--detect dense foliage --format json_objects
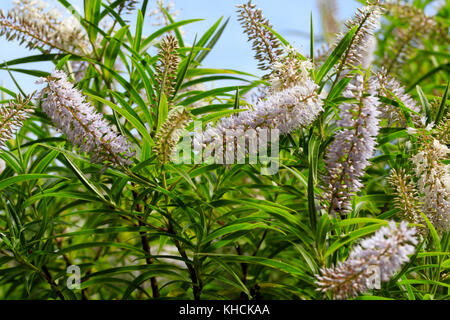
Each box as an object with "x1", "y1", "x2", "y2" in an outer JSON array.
[{"x1": 0, "y1": 0, "x2": 448, "y2": 300}]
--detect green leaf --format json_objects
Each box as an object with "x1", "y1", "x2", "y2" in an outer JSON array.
[
  {"x1": 61, "y1": 154, "x2": 108, "y2": 203},
  {"x1": 308, "y1": 136, "x2": 321, "y2": 232},
  {"x1": 419, "y1": 212, "x2": 441, "y2": 252},
  {"x1": 397, "y1": 279, "x2": 450, "y2": 289},
  {"x1": 416, "y1": 85, "x2": 432, "y2": 125},
  {"x1": 56, "y1": 54, "x2": 73, "y2": 70},
  {"x1": 407, "y1": 62, "x2": 450, "y2": 92},
  {"x1": 84, "y1": 0, "x2": 102, "y2": 42},
  {"x1": 209, "y1": 257, "x2": 252, "y2": 298},
  {"x1": 316, "y1": 26, "x2": 357, "y2": 84},
  {"x1": 196, "y1": 18, "x2": 230, "y2": 63},
  {"x1": 435, "y1": 80, "x2": 449, "y2": 124},
  {"x1": 179, "y1": 86, "x2": 239, "y2": 106},
  {"x1": 315, "y1": 213, "x2": 331, "y2": 255},
  {"x1": 325, "y1": 223, "x2": 387, "y2": 258},
  {"x1": 205, "y1": 254, "x2": 315, "y2": 284},
  {"x1": 157, "y1": 93, "x2": 169, "y2": 132},
  {"x1": 104, "y1": 26, "x2": 129, "y2": 81},
  {"x1": 173, "y1": 36, "x2": 198, "y2": 97},
  {"x1": 86, "y1": 93, "x2": 154, "y2": 147},
  {"x1": 141, "y1": 19, "x2": 203, "y2": 52},
  {"x1": 0, "y1": 174, "x2": 67, "y2": 192},
  {"x1": 0, "y1": 54, "x2": 73, "y2": 68},
  {"x1": 133, "y1": 10, "x2": 144, "y2": 53}
]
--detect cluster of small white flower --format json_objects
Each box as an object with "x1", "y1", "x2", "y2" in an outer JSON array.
[
  {"x1": 269, "y1": 45, "x2": 315, "y2": 91},
  {"x1": 332, "y1": 1, "x2": 383, "y2": 70},
  {"x1": 323, "y1": 74, "x2": 381, "y2": 215},
  {"x1": 316, "y1": 221, "x2": 418, "y2": 300},
  {"x1": 237, "y1": 0, "x2": 284, "y2": 72},
  {"x1": 7, "y1": 0, "x2": 91, "y2": 54},
  {"x1": 411, "y1": 138, "x2": 450, "y2": 232},
  {"x1": 377, "y1": 69, "x2": 421, "y2": 125},
  {"x1": 0, "y1": 94, "x2": 34, "y2": 149},
  {"x1": 194, "y1": 77, "x2": 323, "y2": 155},
  {"x1": 148, "y1": 0, "x2": 180, "y2": 27},
  {"x1": 36, "y1": 70, "x2": 133, "y2": 167}
]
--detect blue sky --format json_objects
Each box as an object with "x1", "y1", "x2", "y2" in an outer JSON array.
[{"x1": 0, "y1": 0, "x2": 360, "y2": 94}]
